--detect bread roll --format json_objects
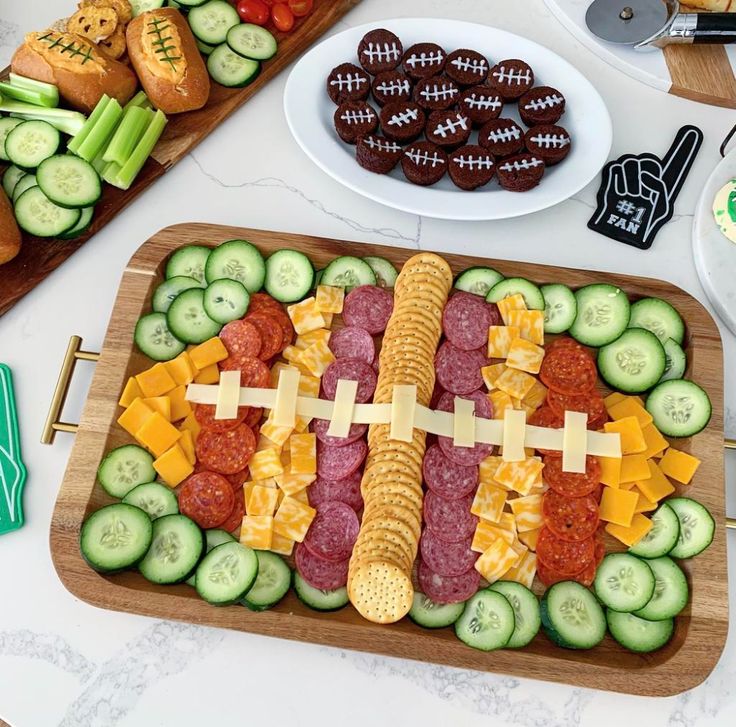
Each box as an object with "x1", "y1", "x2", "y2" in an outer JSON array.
[
  {"x1": 684, "y1": 1, "x2": 734, "y2": 9},
  {"x1": 0, "y1": 189, "x2": 22, "y2": 266},
  {"x1": 126, "y1": 8, "x2": 210, "y2": 114},
  {"x1": 10, "y1": 30, "x2": 137, "y2": 113}
]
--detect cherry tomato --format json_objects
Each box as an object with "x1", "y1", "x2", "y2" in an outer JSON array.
[
  {"x1": 288, "y1": 0, "x2": 313, "y2": 16},
  {"x1": 271, "y1": 3, "x2": 295, "y2": 31},
  {"x1": 237, "y1": 0, "x2": 270, "y2": 25}
]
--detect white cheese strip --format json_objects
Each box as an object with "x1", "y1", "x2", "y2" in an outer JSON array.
[
  {"x1": 524, "y1": 424, "x2": 564, "y2": 451},
  {"x1": 327, "y1": 379, "x2": 358, "y2": 438},
  {"x1": 453, "y1": 396, "x2": 476, "y2": 448},
  {"x1": 415, "y1": 405, "x2": 454, "y2": 437},
  {"x1": 475, "y1": 417, "x2": 506, "y2": 446},
  {"x1": 390, "y1": 384, "x2": 417, "y2": 443},
  {"x1": 562, "y1": 410, "x2": 588, "y2": 473},
  {"x1": 353, "y1": 402, "x2": 392, "y2": 424},
  {"x1": 187, "y1": 384, "x2": 276, "y2": 408},
  {"x1": 587, "y1": 430, "x2": 622, "y2": 458},
  {"x1": 272, "y1": 366, "x2": 301, "y2": 428},
  {"x1": 502, "y1": 408, "x2": 527, "y2": 462},
  {"x1": 214, "y1": 370, "x2": 242, "y2": 420}
]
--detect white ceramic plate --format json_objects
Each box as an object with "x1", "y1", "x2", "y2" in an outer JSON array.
[{"x1": 284, "y1": 18, "x2": 613, "y2": 221}]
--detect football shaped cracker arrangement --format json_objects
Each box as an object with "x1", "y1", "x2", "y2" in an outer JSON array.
[{"x1": 326, "y1": 28, "x2": 572, "y2": 193}]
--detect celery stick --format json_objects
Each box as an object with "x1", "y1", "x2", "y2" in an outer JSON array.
[
  {"x1": 91, "y1": 149, "x2": 108, "y2": 176},
  {"x1": 102, "y1": 106, "x2": 152, "y2": 167},
  {"x1": 68, "y1": 95, "x2": 110, "y2": 154},
  {"x1": 102, "y1": 161, "x2": 122, "y2": 187},
  {"x1": 123, "y1": 91, "x2": 152, "y2": 112},
  {"x1": 0, "y1": 81, "x2": 57, "y2": 108},
  {"x1": 5, "y1": 106, "x2": 86, "y2": 136},
  {"x1": 110, "y1": 110, "x2": 168, "y2": 190},
  {"x1": 8, "y1": 73, "x2": 59, "y2": 107},
  {"x1": 76, "y1": 99, "x2": 122, "y2": 163}
]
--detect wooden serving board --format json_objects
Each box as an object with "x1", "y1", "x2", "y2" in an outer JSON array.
[
  {"x1": 0, "y1": 0, "x2": 361, "y2": 318},
  {"x1": 50, "y1": 223, "x2": 728, "y2": 697}
]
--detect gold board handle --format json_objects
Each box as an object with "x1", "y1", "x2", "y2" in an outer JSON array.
[{"x1": 41, "y1": 335, "x2": 99, "y2": 445}]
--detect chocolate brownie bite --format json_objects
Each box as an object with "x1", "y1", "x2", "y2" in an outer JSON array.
[
  {"x1": 402, "y1": 43, "x2": 447, "y2": 80},
  {"x1": 425, "y1": 109, "x2": 471, "y2": 149},
  {"x1": 327, "y1": 63, "x2": 371, "y2": 104},
  {"x1": 457, "y1": 85, "x2": 503, "y2": 126},
  {"x1": 358, "y1": 28, "x2": 404, "y2": 74},
  {"x1": 445, "y1": 49, "x2": 490, "y2": 87},
  {"x1": 478, "y1": 118, "x2": 524, "y2": 157},
  {"x1": 401, "y1": 141, "x2": 448, "y2": 186},
  {"x1": 497, "y1": 153, "x2": 545, "y2": 192},
  {"x1": 488, "y1": 59, "x2": 534, "y2": 100},
  {"x1": 413, "y1": 76, "x2": 460, "y2": 111},
  {"x1": 372, "y1": 70, "x2": 413, "y2": 106},
  {"x1": 334, "y1": 101, "x2": 379, "y2": 144},
  {"x1": 356, "y1": 134, "x2": 403, "y2": 174},
  {"x1": 519, "y1": 86, "x2": 566, "y2": 126},
  {"x1": 380, "y1": 100, "x2": 425, "y2": 143},
  {"x1": 524, "y1": 125, "x2": 571, "y2": 166},
  {"x1": 448, "y1": 145, "x2": 496, "y2": 190}
]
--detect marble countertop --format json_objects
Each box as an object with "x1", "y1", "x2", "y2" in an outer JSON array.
[{"x1": 1, "y1": 1, "x2": 735, "y2": 725}]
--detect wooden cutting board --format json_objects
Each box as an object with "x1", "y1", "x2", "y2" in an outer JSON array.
[
  {"x1": 50, "y1": 222, "x2": 728, "y2": 697},
  {"x1": 0, "y1": 0, "x2": 361, "y2": 318}
]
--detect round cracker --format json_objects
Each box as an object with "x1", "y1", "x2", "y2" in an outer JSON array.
[{"x1": 348, "y1": 560, "x2": 414, "y2": 624}]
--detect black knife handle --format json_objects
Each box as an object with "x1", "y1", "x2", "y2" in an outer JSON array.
[{"x1": 693, "y1": 13, "x2": 736, "y2": 44}]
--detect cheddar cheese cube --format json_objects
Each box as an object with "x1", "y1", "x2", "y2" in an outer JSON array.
[
  {"x1": 315, "y1": 284, "x2": 345, "y2": 314},
  {"x1": 509, "y1": 493, "x2": 544, "y2": 532},
  {"x1": 496, "y1": 511, "x2": 518, "y2": 533},
  {"x1": 257, "y1": 433, "x2": 282, "y2": 453},
  {"x1": 291, "y1": 487, "x2": 310, "y2": 505},
  {"x1": 243, "y1": 478, "x2": 276, "y2": 511},
  {"x1": 659, "y1": 448, "x2": 701, "y2": 484},
  {"x1": 282, "y1": 345, "x2": 304, "y2": 365},
  {"x1": 153, "y1": 444, "x2": 193, "y2": 487},
  {"x1": 607, "y1": 396, "x2": 653, "y2": 428},
  {"x1": 497, "y1": 293, "x2": 527, "y2": 325},
  {"x1": 471, "y1": 481, "x2": 507, "y2": 522},
  {"x1": 598, "y1": 455, "x2": 622, "y2": 488},
  {"x1": 287, "y1": 297, "x2": 325, "y2": 335},
  {"x1": 136, "y1": 412, "x2": 182, "y2": 457},
  {"x1": 475, "y1": 539, "x2": 521, "y2": 584},
  {"x1": 298, "y1": 339, "x2": 335, "y2": 377},
  {"x1": 288, "y1": 433, "x2": 316, "y2": 475},
  {"x1": 179, "y1": 429, "x2": 196, "y2": 465},
  {"x1": 194, "y1": 364, "x2": 220, "y2": 385},
  {"x1": 275, "y1": 470, "x2": 316, "y2": 496},
  {"x1": 481, "y1": 363, "x2": 507, "y2": 391},
  {"x1": 636, "y1": 460, "x2": 675, "y2": 502},
  {"x1": 479, "y1": 455, "x2": 504, "y2": 487},
  {"x1": 136, "y1": 363, "x2": 176, "y2": 398},
  {"x1": 119, "y1": 377, "x2": 143, "y2": 408},
  {"x1": 471, "y1": 520, "x2": 514, "y2": 553},
  {"x1": 294, "y1": 415, "x2": 311, "y2": 433},
  {"x1": 517, "y1": 526, "x2": 541, "y2": 551},
  {"x1": 322, "y1": 313, "x2": 334, "y2": 328},
  {"x1": 505, "y1": 338, "x2": 545, "y2": 375},
  {"x1": 270, "y1": 532, "x2": 295, "y2": 556},
  {"x1": 522, "y1": 379, "x2": 548, "y2": 410},
  {"x1": 489, "y1": 390, "x2": 515, "y2": 419},
  {"x1": 295, "y1": 328, "x2": 331, "y2": 350},
  {"x1": 605, "y1": 513, "x2": 652, "y2": 547},
  {"x1": 167, "y1": 385, "x2": 192, "y2": 422},
  {"x1": 494, "y1": 457, "x2": 544, "y2": 496},
  {"x1": 143, "y1": 396, "x2": 171, "y2": 421},
  {"x1": 633, "y1": 489, "x2": 658, "y2": 513},
  {"x1": 506, "y1": 309, "x2": 544, "y2": 345},
  {"x1": 164, "y1": 352, "x2": 197, "y2": 387},
  {"x1": 179, "y1": 411, "x2": 201, "y2": 440},
  {"x1": 117, "y1": 398, "x2": 154, "y2": 437},
  {"x1": 620, "y1": 454, "x2": 650, "y2": 484},
  {"x1": 247, "y1": 484, "x2": 280, "y2": 517},
  {"x1": 599, "y1": 486, "x2": 638, "y2": 527},
  {"x1": 504, "y1": 550, "x2": 537, "y2": 589},
  {"x1": 189, "y1": 337, "x2": 228, "y2": 370},
  {"x1": 641, "y1": 423, "x2": 669, "y2": 460},
  {"x1": 249, "y1": 448, "x2": 284, "y2": 480},
  {"x1": 298, "y1": 373, "x2": 320, "y2": 398},
  {"x1": 604, "y1": 416, "x2": 646, "y2": 455},
  {"x1": 605, "y1": 392, "x2": 643, "y2": 409},
  {"x1": 494, "y1": 367, "x2": 535, "y2": 405},
  {"x1": 260, "y1": 417, "x2": 294, "y2": 447},
  {"x1": 487, "y1": 326, "x2": 519, "y2": 358},
  {"x1": 273, "y1": 496, "x2": 316, "y2": 542},
  {"x1": 240, "y1": 515, "x2": 274, "y2": 550}
]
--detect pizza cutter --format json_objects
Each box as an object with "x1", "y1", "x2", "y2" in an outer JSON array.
[{"x1": 586, "y1": 0, "x2": 736, "y2": 50}]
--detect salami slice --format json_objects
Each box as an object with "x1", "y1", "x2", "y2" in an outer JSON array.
[
  {"x1": 328, "y1": 326, "x2": 375, "y2": 364},
  {"x1": 423, "y1": 490, "x2": 478, "y2": 542},
  {"x1": 342, "y1": 285, "x2": 394, "y2": 334},
  {"x1": 243, "y1": 312, "x2": 283, "y2": 360},
  {"x1": 308, "y1": 470, "x2": 364, "y2": 512},
  {"x1": 536, "y1": 526, "x2": 595, "y2": 577},
  {"x1": 547, "y1": 390, "x2": 608, "y2": 429},
  {"x1": 435, "y1": 341, "x2": 484, "y2": 395},
  {"x1": 295, "y1": 542, "x2": 350, "y2": 590},
  {"x1": 219, "y1": 319, "x2": 262, "y2": 359},
  {"x1": 219, "y1": 354, "x2": 270, "y2": 389},
  {"x1": 418, "y1": 559, "x2": 480, "y2": 604},
  {"x1": 542, "y1": 490, "x2": 599, "y2": 542},
  {"x1": 419, "y1": 528, "x2": 478, "y2": 577},
  {"x1": 178, "y1": 472, "x2": 235, "y2": 529},
  {"x1": 543, "y1": 454, "x2": 601, "y2": 498},
  {"x1": 219, "y1": 487, "x2": 245, "y2": 533},
  {"x1": 317, "y1": 439, "x2": 367, "y2": 480},
  {"x1": 312, "y1": 418, "x2": 368, "y2": 447},
  {"x1": 321, "y1": 359, "x2": 377, "y2": 403},
  {"x1": 422, "y1": 443, "x2": 479, "y2": 500},
  {"x1": 487, "y1": 301, "x2": 502, "y2": 327},
  {"x1": 436, "y1": 390, "x2": 493, "y2": 466},
  {"x1": 196, "y1": 423, "x2": 256, "y2": 475},
  {"x1": 303, "y1": 501, "x2": 360, "y2": 562},
  {"x1": 194, "y1": 403, "x2": 248, "y2": 432},
  {"x1": 539, "y1": 346, "x2": 597, "y2": 395},
  {"x1": 442, "y1": 291, "x2": 493, "y2": 351}
]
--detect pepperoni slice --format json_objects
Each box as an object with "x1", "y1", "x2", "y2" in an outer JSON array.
[
  {"x1": 542, "y1": 490, "x2": 599, "y2": 542},
  {"x1": 220, "y1": 319, "x2": 262, "y2": 359},
  {"x1": 537, "y1": 559, "x2": 596, "y2": 588},
  {"x1": 244, "y1": 406, "x2": 263, "y2": 428},
  {"x1": 248, "y1": 292, "x2": 282, "y2": 312},
  {"x1": 253, "y1": 303, "x2": 294, "y2": 352},
  {"x1": 527, "y1": 406, "x2": 564, "y2": 455},
  {"x1": 219, "y1": 354, "x2": 270, "y2": 388},
  {"x1": 195, "y1": 423, "x2": 256, "y2": 475},
  {"x1": 547, "y1": 390, "x2": 608, "y2": 429},
  {"x1": 225, "y1": 467, "x2": 249, "y2": 491},
  {"x1": 194, "y1": 403, "x2": 248, "y2": 432},
  {"x1": 536, "y1": 526, "x2": 595, "y2": 576},
  {"x1": 543, "y1": 454, "x2": 601, "y2": 497},
  {"x1": 539, "y1": 346, "x2": 598, "y2": 395},
  {"x1": 219, "y1": 488, "x2": 245, "y2": 533},
  {"x1": 244, "y1": 312, "x2": 283, "y2": 360},
  {"x1": 545, "y1": 336, "x2": 585, "y2": 353},
  {"x1": 178, "y1": 472, "x2": 235, "y2": 529}
]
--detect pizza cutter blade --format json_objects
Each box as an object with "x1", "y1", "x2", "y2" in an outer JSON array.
[{"x1": 586, "y1": 0, "x2": 669, "y2": 46}]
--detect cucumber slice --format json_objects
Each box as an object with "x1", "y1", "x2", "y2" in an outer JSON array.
[
  {"x1": 593, "y1": 553, "x2": 655, "y2": 613},
  {"x1": 0, "y1": 118, "x2": 23, "y2": 162},
  {"x1": 185, "y1": 528, "x2": 236, "y2": 587},
  {"x1": 152, "y1": 276, "x2": 204, "y2": 314},
  {"x1": 659, "y1": 338, "x2": 687, "y2": 383},
  {"x1": 454, "y1": 589, "x2": 515, "y2": 651},
  {"x1": 666, "y1": 497, "x2": 715, "y2": 559},
  {"x1": 205, "y1": 239, "x2": 266, "y2": 291},
  {"x1": 36, "y1": 154, "x2": 101, "y2": 208},
  {"x1": 97, "y1": 444, "x2": 156, "y2": 498},
  {"x1": 363, "y1": 255, "x2": 398, "y2": 288},
  {"x1": 597, "y1": 328, "x2": 666, "y2": 393},
  {"x1": 569, "y1": 284, "x2": 631, "y2": 347},
  {"x1": 293, "y1": 571, "x2": 349, "y2": 611},
  {"x1": 80, "y1": 503, "x2": 153, "y2": 573},
  {"x1": 166, "y1": 245, "x2": 211, "y2": 285},
  {"x1": 2, "y1": 165, "x2": 26, "y2": 198},
  {"x1": 11, "y1": 173, "x2": 37, "y2": 203},
  {"x1": 122, "y1": 482, "x2": 179, "y2": 519},
  {"x1": 167, "y1": 288, "x2": 223, "y2": 344},
  {"x1": 313, "y1": 269, "x2": 324, "y2": 287},
  {"x1": 408, "y1": 592, "x2": 465, "y2": 628},
  {"x1": 139, "y1": 514, "x2": 205, "y2": 585},
  {"x1": 646, "y1": 379, "x2": 711, "y2": 438},
  {"x1": 264, "y1": 249, "x2": 314, "y2": 303},
  {"x1": 14, "y1": 186, "x2": 80, "y2": 237},
  {"x1": 629, "y1": 503, "x2": 680, "y2": 559},
  {"x1": 541, "y1": 581, "x2": 606, "y2": 649},
  {"x1": 541, "y1": 283, "x2": 577, "y2": 334},
  {"x1": 196, "y1": 541, "x2": 259, "y2": 605},
  {"x1": 486, "y1": 277, "x2": 545, "y2": 310},
  {"x1": 227, "y1": 23, "x2": 278, "y2": 61},
  {"x1": 207, "y1": 44, "x2": 261, "y2": 87},
  {"x1": 606, "y1": 611, "x2": 674, "y2": 653},
  {"x1": 5, "y1": 119, "x2": 60, "y2": 169},
  {"x1": 487, "y1": 581, "x2": 541, "y2": 647},
  {"x1": 321, "y1": 255, "x2": 376, "y2": 290},
  {"x1": 196, "y1": 38, "x2": 215, "y2": 54},
  {"x1": 134, "y1": 311, "x2": 186, "y2": 361},
  {"x1": 170, "y1": 0, "x2": 207, "y2": 7},
  {"x1": 203, "y1": 278, "x2": 250, "y2": 322},
  {"x1": 632, "y1": 557, "x2": 688, "y2": 621},
  {"x1": 454, "y1": 266, "x2": 504, "y2": 297},
  {"x1": 188, "y1": 1, "x2": 240, "y2": 45},
  {"x1": 241, "y1": 551, "x2": 291, "y2": 611},
  {"x1": 628, "y1": 297, "x2": 685, "y2": 346},
  {"x1": 57, "y1": 206, "x2": 94, "y2": 240},
  {"x1": 130, "y1": 0, "x2": 167, "y2": 14}
]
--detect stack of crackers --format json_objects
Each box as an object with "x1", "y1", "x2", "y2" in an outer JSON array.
[
  {"x1": 348, "y1": 253, "x2": 453, "y2": 623},
  {"x1": 66, "y1": 0, "x2": 132, "y2": 60}
]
